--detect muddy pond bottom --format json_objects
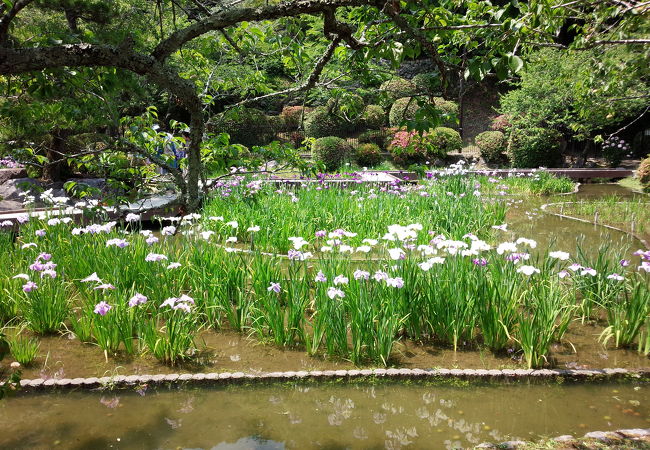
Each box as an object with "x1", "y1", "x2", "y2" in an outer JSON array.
[{"x1": 1, "y1": 380, "x2": 648, "y2": 449}]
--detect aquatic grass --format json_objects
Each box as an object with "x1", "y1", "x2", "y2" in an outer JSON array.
[
  {"x1": 600, "y1": 281, "x2": 650, "y2": 348},
  {"x1": 188, "y1": 244, "x2": 251, "y2": 331},
  {"x1": 7, "y1": 333, "x2": 40, "y2": 366},
  {"x1": 550, "y1": 196, "x2": 650, "y2": 237},
  {"x1": 18, "y1": 278, "x2": 69, "y2": 334},
  {"x1": 514, "y1": 280, "x2": 574, "y2": 369},
  {"x1": 201, "y1": 174, "x2": 508, "y2": 253},
  {"x1": 142, "y1": 296, "x2": 199, "y2": 365}
]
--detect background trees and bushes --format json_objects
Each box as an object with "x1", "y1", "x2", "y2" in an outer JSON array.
[{"x1": 0, "y1": 0, "x2": 648, "y2": 209}]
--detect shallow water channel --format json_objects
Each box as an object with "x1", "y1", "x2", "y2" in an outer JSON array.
[
  {"x1": 508, "y1": 184, "x2": 646, "y2": 257},
  {"x1": 0, "y1": 380, "x2": 648, "y2": 449}
]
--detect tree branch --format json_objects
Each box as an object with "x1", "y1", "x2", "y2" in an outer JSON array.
[
  {"x1": 0, "y1": 0, "x2": 34, "y2": 43},
  {"x1": 152, "y1": 0, "x2": 375, "y2": 61},
  {"x1": 235, "y1": 35, "x2": 342, "y2": 107}
]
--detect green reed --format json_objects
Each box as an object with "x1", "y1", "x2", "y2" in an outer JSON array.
[
  {"x1": 600, "y1": 281, "x2": 650, "y2": 348},
  {"x1": 7, "y1": 333, "x2": 40, "y2": 366}
]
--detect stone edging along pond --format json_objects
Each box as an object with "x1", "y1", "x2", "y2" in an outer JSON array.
[{"x1": 5, "y1": 367, "x2": 650, "y2": 391}]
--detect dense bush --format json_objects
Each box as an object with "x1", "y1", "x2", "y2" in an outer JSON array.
[
  {"x1": 212, "y1": 108, "x2": 274, "y2": 147},
  {"x1": 475, "y1": 131, "x2": 507, "y2": 163},
  {"x1": 412, "y1": 73, "x2": 439, "y2": 95},
  {"x1": 507, "y1": 127, "x2": 563, "y2": 168},
  {"x1": 490, "y1": 115, "x2": 511, "y2": 132},
  {"x1": 311, "y1": 136, "x2": 353, "y2": 171},
  {"x1": 360, "y1": 104, "x2": 386, "y2": 129},
  {"x1": 638, "y1": 156, "x2": 650, "y2": 193},
  {"x1": 266, "y1": 115, "x2": 285, "y2": 134},
  {"x1": 380, "y1": 78, "x2": 417, "y2": 106},
  {"x1": 358, "y1": 129, "x2": 386, "y2": 148},
  {"x1": 389, "y1": 97, "x2": 420, "y2": 127},
  {"x1": 432, "y1": 97, "x2": 459, "y2": 129},
  {"x1": 499, "y1": 48, "x2": 647, "y2": 142},
  {"x1": 428, "y1": 127, "x2": 462, "y2": 154},
  {"x1": 327, "y1": 93, "x2": 365, "y2": 122},
  {"x1": 602, "y1": 136, "x2": 630, "y2": 167},
  {"x1": 387, "y1": 128, "x2": 458, "y2": 167},
  {"x1": 355, "y1": 143, "x2": 384, "y2": 168},
  {"x1": 280, "y1": 106, "x2": 310, "y2": 130},
  {"x1": 304, "y1": 106, "x2": 352, "y2": 138}
]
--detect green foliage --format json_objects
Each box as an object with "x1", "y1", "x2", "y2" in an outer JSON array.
[
  {"x1": 7, "y1": 334, "x2": 40, "y2": 366},
  {"x1": 432, "y1": 97, "x2": 459, "y2": 129},
  {"x1": 387, "y1": 129, "x2": 455, "y2": 167},
  {"x1": 358, "y1": 129, "x2": 388, "y2": 149},
  {"x1": 389, "y1": 97, "x2": 420, "y2": 127},
  {"x1": 311, "y1": 136, "x2": 352, "y2": 171},
  {"x1": 355, "y1": 143, "x2": 383, "y2": 168},
  {"x1": 266, "y1": 115, "x2": 285, "y2": 134},
  {"x1": 428, "y1": 127, "x2": 462, "y2": 154},
  {"x1": 475, "y1": 131, "x2": 507, "y2": 163},
  {"x1": 379, "y1": 78, "x2": 417, "y2": 107},
  {"x1": 212, "y1": 108, "x2": 275, "y2": 147},
  {"x1": 412, "y1": 73, "x2": 440, "y2": 95},
  {"x1": 360, "y1": 105, "x2": 386, "y2": 130},
  {"x1": 499, "y1": 48, "x2": 648, "y2": 142},
  {"x1": 639, "y1": 156, "x2": 650, "y2": 193},
  {"x1": 507, "y1": 127, "x2": 563, "y2": 168},
  {"x1": 326, "y1": 92, "x2": 365, "y2": 123},
  {"x1": 304, "y1": 107, "x2": 352, "y2": 138}
]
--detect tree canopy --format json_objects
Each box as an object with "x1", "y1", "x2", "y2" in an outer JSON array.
[{"x1": 0, "y1": 0, "x2": 648, "y2": 208}]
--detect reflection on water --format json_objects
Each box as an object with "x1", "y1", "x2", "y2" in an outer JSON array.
[{"x1": 0, "y1": 381, "x2": 647, "y2": 449}]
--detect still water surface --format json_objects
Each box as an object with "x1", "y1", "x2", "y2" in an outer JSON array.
[{"x1": 0, "y1": 380, "x2": 648, "y2": 449}]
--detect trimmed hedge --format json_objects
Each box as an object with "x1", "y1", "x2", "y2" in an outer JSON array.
[
  {"x1": 475, "y1": 131, "x2": 507, "y2": 163},
  {"x1": 380, "y1": 78, "x2": 418, "y2": 106},
  {"x1": 412, "y1": 72, "x2": 439, "y2": 95},
  {"x1": 355, "y1": 143, "x2": 384, "y2": 168},
  {"x1": 428, "y1": 127, "x2": 462, "y2": 154},
  {"x1": 387, "y1": 128, "x2": 460, "y2": 168},
  {"x1": 360, "y1": 104, "x2": 386, "y2": 129},
  {"x1": 389, "y1": 97, "x2": 420, "y2": 127},
  {"x1": 212, "y1": 108, "x2": 274, "y2": 147},
  {"x1": 304, "y1": 106, "x2": 353, "y2": 138},
  {"x1": 507, "y1": 127, "x2": 563, "y2": 168},
  {"x1": 433, "y1": 97, "x2": 459, "y2": 129},
  {"x1": 311, "y1": 136, "x2": 353, "y2": 171}
]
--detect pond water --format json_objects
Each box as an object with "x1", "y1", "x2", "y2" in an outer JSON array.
[
  {"x1": 508, "y1": 184, "x2": 646, "y2": 258},
  {"x1": 0, "y1": 380, "x2": 648, "y2": 449}
]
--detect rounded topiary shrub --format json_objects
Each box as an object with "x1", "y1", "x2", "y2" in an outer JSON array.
[
  {"x1": 212, "y1": 108, "x2": 274, "y2": 147},
  {"x1": 360, "y1": 105, "x2": 386, "y2": 129},
  {"x1": 433, "y1": 97, "x2": 459, "y2": 129},
  {"x1": 428, "y1": 127, "x2": 462, "y2": 154},
  {"x1": 475, "y1": 131, "x2": 507, "y2": 163},
  {"x1": 280, "y1": 106, "x2": 311, "y2": 131},
  {"x1": 638, "y1": 156, "x2": 650, "y2": 193},
  {"x1": 412, "y1": 72, "x2": 439, "y2": 95},
  {"x1": 380, "y1": 78, "x2": 418, "y2": 106},
  {"x1": 304, "y1": 107, "x2": 352, "y2": 138},
  {"x1": 388, "y1": 130, "x2": 448, "y2": 168},
  {"x1": 312, "y1": 136, "x2": 353, "y2": 171},
  {"x1": 355, "y1": 143, "x2": 383, "y2": 168},
  {"x1": 389, "y1": 97, "x2": 420, "y2": 127},
  {"x1": 507, "y1": 127, "x2": 563, "y2": 168}
]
